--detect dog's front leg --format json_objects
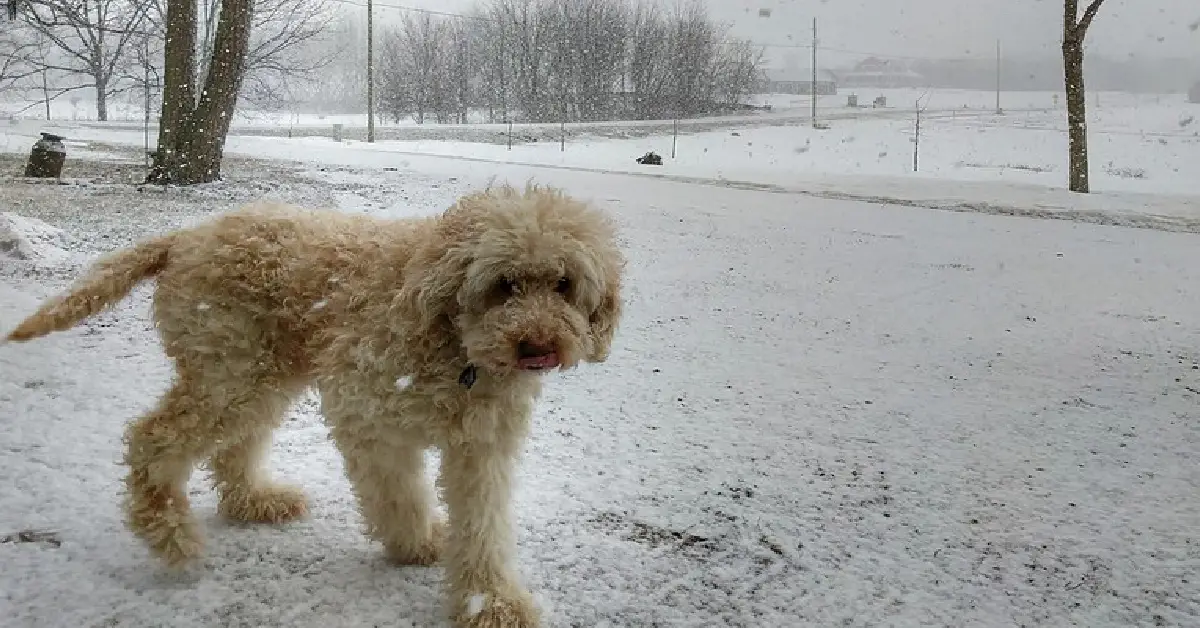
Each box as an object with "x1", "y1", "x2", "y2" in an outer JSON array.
[{"x1": 438, "y1": 434, "x2": 539, "y2": 628}]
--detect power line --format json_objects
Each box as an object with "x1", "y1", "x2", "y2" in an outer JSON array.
[{"x1": 322, "y1": 0, "x2": 489, "y2": 21}]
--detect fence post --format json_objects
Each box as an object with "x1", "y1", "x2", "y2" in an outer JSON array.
[
  {"x1": 671, "y1": 117, "x2": 678, "y2": 159},
  {"x1": 912, "y1": 99, "x2": 921, "y2": 172}
]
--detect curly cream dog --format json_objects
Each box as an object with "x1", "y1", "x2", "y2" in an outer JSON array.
[{"x1": 5, "y1": 184, "x2": 624, "y2": 628}]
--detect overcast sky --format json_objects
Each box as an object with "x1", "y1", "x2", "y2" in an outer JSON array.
[{"x1": 397, "y1": 0, "x2": 1198, "y2": 64}]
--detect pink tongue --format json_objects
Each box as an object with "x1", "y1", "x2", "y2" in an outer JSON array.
[{"x1": 518, "y1": 353, "x2": 560, "y2": 369}]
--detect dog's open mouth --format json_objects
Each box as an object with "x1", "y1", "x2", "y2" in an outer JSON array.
[{"x1": 517, "y1": 353, "x2": 561, "y2": 370}]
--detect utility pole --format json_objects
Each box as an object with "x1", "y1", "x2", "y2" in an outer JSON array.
[
  {"x1": 913, "y1": 99, "x2": 921, "y2": 171},
  {"x1": 366, "y1": 0, "x2": 376, "y2": 143},
  {"x1": 810, "y1": 17, "x2": 818, "y2": 127},
  {"x1": 995, "y1": 39, "x2": 1002, "y2": 114},
  {"x1": 143, "y1": 59, "x2": 150, "y2": 169},
  {"x1": 499, "y1": 24, "x2": 512, "y2": 150}
]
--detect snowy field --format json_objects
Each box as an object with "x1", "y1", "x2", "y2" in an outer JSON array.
[
  {"x1": 1, "y1": 120, "x2": 1199, "y2": 626},
  {"x1": 4, "y1": 88, "x2": 1198, "y2": 201}
]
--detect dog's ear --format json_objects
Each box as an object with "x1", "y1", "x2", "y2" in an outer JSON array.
[
  {"x1": 395, "y1": 227, "x2": 472, "y2": 337},
  {"x1": 586, "y1": 261, "x2": 623, "y2": 363}
]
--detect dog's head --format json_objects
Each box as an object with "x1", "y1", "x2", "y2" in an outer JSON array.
[{"x1": 397, "y1": 184, "x2": 623, "y2": 378}]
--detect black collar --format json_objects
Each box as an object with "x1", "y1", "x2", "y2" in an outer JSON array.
[{"x1": 458, "y1": 363, "x2": 478, "y2": 389}]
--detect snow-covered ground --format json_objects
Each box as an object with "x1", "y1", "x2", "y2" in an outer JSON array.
[
  {"x1": 6, "y1": 89, "x2": 1197, "y2": 201},
  {"x1": 1, "y1": 112, "x2": 1199, "y2": 626}
]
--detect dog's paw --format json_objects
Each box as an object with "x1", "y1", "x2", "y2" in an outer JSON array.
[
  {"x1": 385, "y1": 518, "x2": 445, "y2": 566},
  {"x1": 126, "y1": 497, "x2": 205, "y2": 568},
  {"x1": 454, "y1": 590, "x2": 540, "y2": 628},
  {"x1": 160, "y1": 534, "x2": 204, "y2": 569},
  {"x1": 219, "y1": 484, "x2": 309, "y2": 524},
  {"x1": 140, "y1": 518, "x2": 204, "y2": 569}
]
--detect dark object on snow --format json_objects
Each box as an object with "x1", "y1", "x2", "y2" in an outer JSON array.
[
  {"x1": 1, "y1": 529, "x2": 62, "y2": 547},
  {"x1": 24, "y1": 132, "x2": 66, "y2": 178},
  {"x1": 5, "y1": 0, "x2": 17, "y2": 20},
  {"x1": 636, "y1": 151, "x2": 663, "y2": 166}
]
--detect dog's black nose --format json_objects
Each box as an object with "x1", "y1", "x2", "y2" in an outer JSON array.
[{"x1": 517, "y1": 341, "x2": 555, "y2": 358}]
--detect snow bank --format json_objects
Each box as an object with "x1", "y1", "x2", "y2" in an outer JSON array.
[{"x1": 0, "y1": 212, "x2": 73, "y2": 265}]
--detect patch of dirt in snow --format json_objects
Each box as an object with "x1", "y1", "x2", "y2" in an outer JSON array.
[
  {"x1": 0, "y1": 148, "x2": 350, "y2": 254},
  {"x1": 0, "y1": 146, "x2": 470, "y2": 289}
]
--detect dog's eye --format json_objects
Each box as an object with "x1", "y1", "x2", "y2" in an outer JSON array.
[
  {"x1": 495, "y1": 278, "x2": 517, "y2": 298},
  {"x1": 555, "y1": 277, "x2": 571, "y2": 294}
]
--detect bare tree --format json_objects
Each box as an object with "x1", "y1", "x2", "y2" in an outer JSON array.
[
  {"x1": 378, "y1": 12, "x2": 451, "y2": 124},
  {"x1": 627, "y1": 1, "x2": 672, "y2": 119},
  {"x1": 377, "y1": 26, "x2": 411, "y2": 122},
  {"x1": 1062, "y1": 0, "x2": 1107, "y2": 193},
  {"x1": 627, "y1": 0, "x2": 749, "y2": 120},
  {"x1": 284, "y1": 13, "x2": 364, "y2": 113},
  {"x1": 500, "y1": 0, "x2": 554, "y2": 122},
  {"x1": 665, "y1": 0, "x2": 718, "y2": 117},
  {"x1": 538, "y1": 0, "x2": 628, "y2": 122},
  {"x1": 228, "y1": 0, "x2": 338, "y2": 106},
  {"x1": 541, "y1": 0, "x2": 574, "y2": 122},
  {"x1": 146, "y1": 0, "x2": 253, "y2": 184},
  {"x1": 469, "y1": 4, "x2": 510, "y2": 122},
  {"x1": 711, "y1": 39, "x2": 765, "y2": 108},
  {"x1": 135, "y1": 0, "x2": 336, "y2": 110},
  {"x1": 444, "y1": 19, "x2": 475, "y2": 124},
  {"x1": 0, "y1": 25, "x2": 40, "y2": 95},
  {"x1": 578, "y1": 0, "x2": 629, "y2": 120},
  {"x1": 19, "y1": 0, "x2": 151, "y2": 120}
]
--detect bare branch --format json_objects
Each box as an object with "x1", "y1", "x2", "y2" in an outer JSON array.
[
  {"x1": 1077, "y1": 0, "x2": 1106, "y2": 34},
  {"x1": 10, "y1": 82, "x2": 95, "y2": 115}
]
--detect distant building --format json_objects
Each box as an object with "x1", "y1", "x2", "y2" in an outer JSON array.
[
  {"x1": 762, "y1": 68, "x2": 838, "y2": 95},
  {"x1": 1190, "y1": 81, "x2": 1200, "y2": 104},
  {"x1": 840, "y1": 57, "x2": 927, "y2": 89}
]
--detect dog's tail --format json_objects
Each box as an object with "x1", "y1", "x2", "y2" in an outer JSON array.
[{"x1": 5, "y1": 234, "x2": 176, "y2": 342}]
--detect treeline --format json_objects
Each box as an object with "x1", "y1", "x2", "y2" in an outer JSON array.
[{"x1": 377, "y1": 0, "x2": 764, "y2": 124}]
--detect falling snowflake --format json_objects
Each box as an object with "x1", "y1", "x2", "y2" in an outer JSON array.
[{"x1": 466, "y1": 593, "x2": 488, "y2": 617}]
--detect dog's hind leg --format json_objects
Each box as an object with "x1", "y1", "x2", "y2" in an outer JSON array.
[
  {"x1": 122, "y1": 374, "x2": 217, "y2": 568},
  {"x1": 122, "y1": 368, "x2": 302, "y2": 567},
  {"x1": 328, "y1": 423, "x2": 443, "y2": 566},
  {"x1": 208, "y1": 380, "x2": 308, "y2": 525}
]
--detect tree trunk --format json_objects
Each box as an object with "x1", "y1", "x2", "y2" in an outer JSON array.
[
  {"x1": 147, "y1": 0, "x2": 197, "y2": 183},
  {"x1": 1062, "y1": 37, "x2": 1089, "y2": 193},
  {"x1": 94, "y1": 76, "x2": 108, "y2": 122},
  {"x1": 147, "y1": 0, "x2": 253, "y2": 185}
]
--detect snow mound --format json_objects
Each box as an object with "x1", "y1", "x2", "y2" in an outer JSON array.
[{"x1": 0, "y1": 212, "x2": 72, "y2": 265}]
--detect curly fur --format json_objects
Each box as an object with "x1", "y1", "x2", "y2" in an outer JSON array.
[{"x1": 3, "y1": 184, "x2": 624, "y2": 628}]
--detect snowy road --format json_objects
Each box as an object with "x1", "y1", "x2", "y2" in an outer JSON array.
[{"x1": 1, "y1": 159, "x2": 1198, "y2": 627}]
